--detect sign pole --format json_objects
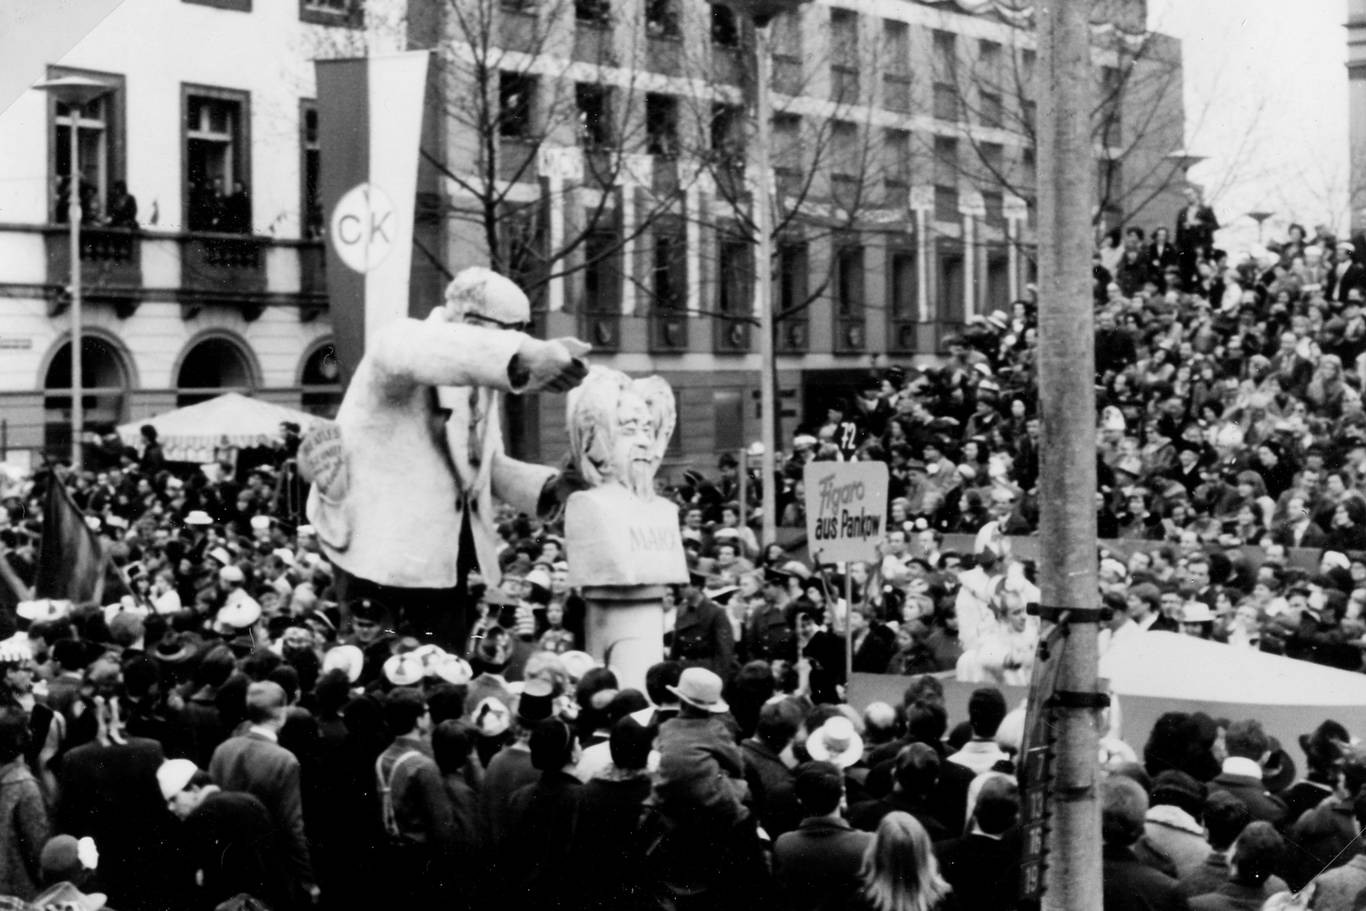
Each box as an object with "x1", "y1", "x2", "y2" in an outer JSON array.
[{"x1": 844, "y1": 567, "x2": 853, "y2": 686}]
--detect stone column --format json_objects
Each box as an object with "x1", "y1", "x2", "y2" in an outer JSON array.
[
  {"x1": 1005, "y1": 194, "x2": 1028, "y2": 303},
  {"x1": 959, "y1": 189, "x2": 986, "y2": 321},
  {"x1": 537, "y1": 146, "x2": 584, "y2": 312},
  {"x1": 910, "y1": 185, "x2": 934, "y2": 323},
  {"x1": 615, "y1": 153, "x2": 653, "y2": 316}
]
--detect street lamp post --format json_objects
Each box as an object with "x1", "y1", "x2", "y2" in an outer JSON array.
[
  {"x1": 728, "y1": 0, "x2": 809, "y2": 550},
  {"x1": 1247, "y1": 210, "x2": 1274, "y2": 244},
  {"x1": 34, "y1": 75, "x2": 114, "y2": 469}
]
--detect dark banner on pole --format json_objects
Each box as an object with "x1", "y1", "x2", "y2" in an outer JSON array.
[{"x1": 315, "y1": 52, "x2": 430, "y2": 388}]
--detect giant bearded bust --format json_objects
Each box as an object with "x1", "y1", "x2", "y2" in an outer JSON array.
[{"x1": 564, "y1": 368, "x2": 688, "y2": 587}]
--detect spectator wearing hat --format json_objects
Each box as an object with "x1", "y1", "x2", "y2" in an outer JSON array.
[
  {"x1": 478, "y1": 677, "x2": 554, "y2": 846},
  {"x1": 1143, "y1": 771, "x2": 1211, "y2": 880},
  {"x1": 374, "y1": 688, "x2": 456, "y2": 904},
  {"x1": 740, "y1": 698, "x2": 804, "y2": 839},
  {"x1": 653, "y1": 667, "x2": 748, "y2": 825},
  {"x1": 158, "y1": 758, "x2": 286, "y2": 911},
  {"x1": 208, "y1": 680, "x2": 317, "y2": 908},
  {"x1": 0, "y1": 706, "x2": 48, "y2": 901},
  {"x1": 1188, "y1": 821, "x2": 1285, "y2": 911},
  {"x1": 935, "y1": 774, "x2": 1022, "y2": 911},
  {"x1": 1206, "y1": 720, "x2": 1287, "y2": 826},
  {"x1": 670, "y1": 568, "x2": 735, "y2": 680},
  {"x1": 1279, "y1": 720, "x2": 1349, "y2": 826},
  {"x1": 773, "y1": 760, "x2": 873, "y2": 911}
]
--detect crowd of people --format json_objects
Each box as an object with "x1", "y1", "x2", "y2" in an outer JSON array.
[{"x1": 3, "y1": 197, "x2": 1366, "y2": 910}]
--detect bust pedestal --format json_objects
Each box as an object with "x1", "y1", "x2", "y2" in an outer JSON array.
[{"x1": 566, "y1": 486, "x2": 688, "y2": 691}]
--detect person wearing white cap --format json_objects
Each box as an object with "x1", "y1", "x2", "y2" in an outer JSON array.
[
  {"x1": 157, "y1": 758, "x2": 286, "y2": 909},
  {"x1": 298, "y1": 265, "x2": 593, "y2": 649}
]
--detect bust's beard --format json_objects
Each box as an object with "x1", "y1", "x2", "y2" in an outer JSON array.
[{"x1": 626, "y1": 459, "x2": 655, "y2": 499}]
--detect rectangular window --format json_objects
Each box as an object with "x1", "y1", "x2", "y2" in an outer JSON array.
[
  {"x1": 576, "y1": 0, "x2": 610, "y2": 23},
  {"x1": 771, "y1": 9, "x2": 801, "y2": 58},
  {"x1": 1022, "y1": 100, "x2": 1037, "y2": 135},
  {"x1": 646, "y1": 93, "x2": 678, "y2": 156},
  {"x1": 932, "y1": 30, "x2": 956, "y2": 80},
  {"x1": 933, "y1": 83, "x2": 958, "y2": 122},
  {"x1": 779, "y1": 241, "x2": 809, "y2": 317},
  {"x1": 883, "y1": 128, "x2": 910, "y2": 188},
  {"x1": 935, "y1": 186, "x2": 959, "y2": 222},
  {"x1": 831, "y1": 120, "x2": 859, "y2": 179},
  {"x1": 183, "y1": 84, "x2": 251, "y2": 232},
  {"x1": 718, "y1": 239, "x2": 751, "y2": 317},
  {"x1": 1099, "y1": 64, "x2": 1123, "y2": 143},
  {"x1": 981, "y1": 142, "x2": 1004, "y2": 182},
  {"x1": 714, "y1": 390, "x2": 744, "y2": 451},
  {"x1": 653, "y1": 233, "x2": 684, "y2": 310},
  {"x1": 830, "y1": 9, "x2": 859, "y2": 103},
  {"x1": 576, "y1": 83, "x2": 611, "y2": 147},
  {"x1": 711, "y1": 103, "x2": 743, "y2": 155},
  {"x1": 183, "y1": 0, "x2": 251, "y2": 10},
  {"x1": 499, "y1": 72, "x2": 536, "y2": 138},
  {"x1": 646, "y1": 0, "x2": 680, "y2": 37},
  {"x1": 978, "y1": 39, "x2": 1002, "y2": 83},
  {"x1": 711, "y1": 3, "x2": 739, "y2": 46},
  {"x1": 983, "y1": 191, "x2": 1004, "y2": 227},
  {"x1": 882, "y1": 20, "x2": 909, "y2": 74},
  {"x1": 836, "y1": 245, "x2": 864, "y2": 316},
  {"x1": 773, "y1": 114, "x2": 801, "y2": 174},
  {"x1": 49, "y1": 67, "x2": 126, "y2": 226},
  {"x1": 300, "y1": 100, "x2": 322, "y2": 239},
  {"x1": 980, "y1": 91, "x2": 1003, "y2": 129},
  {"x1": 584, "y1": 230, "x2": 621, "y2": 312},
  {"x1": 890, "y1": 250, "x2": 916, "y2": 317},
  {"x1": 1021, "y1": 49, "x2": 1037, "y2": 97},
  {"x1": 299, "y1": 0, "x2": 359, "y2": 26},
  {"x1": 933, "y1": 135, "x2": 957, "y2": 185}
]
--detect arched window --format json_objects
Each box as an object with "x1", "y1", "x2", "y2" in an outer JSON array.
[
  {"x1": 176, "y1": 335, "x2": 255, "y2": 407},
  {"x1": 43, "y1": 335, "x2": 131, "y2": 456},
  {"x1": 299, "y1": 342, "x2": 342, "y2": 417}
]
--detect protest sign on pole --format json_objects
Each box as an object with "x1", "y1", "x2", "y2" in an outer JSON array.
[{"x1": 802, "y1": 462, "x2": 889, "y2": 565}]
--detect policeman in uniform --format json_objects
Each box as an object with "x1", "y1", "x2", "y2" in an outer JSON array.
[
  {"x1": 745, "y1": 567, "x2": 797, "y2": 664},
  {"x1": 669, "y1": 569, "x2": 735, "y2": 679}
]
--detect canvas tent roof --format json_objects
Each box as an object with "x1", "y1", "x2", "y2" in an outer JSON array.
[{"x1": 117, "y1": 393, "x2": 320, "y2": 463}]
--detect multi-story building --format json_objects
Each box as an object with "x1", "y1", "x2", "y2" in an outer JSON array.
[
  {"x1": 1350, "y1": 0, "x2": 1366, "y2": 227},
  {"x1": 0, "y1": 0, "x2": 394, "y2": 464},
  {"x1": 0, "y1": 0, "x2": 1184, "y2": 473},
  {"x1": 412, "y1": 0, "x2": 1187, "y2": 469}
]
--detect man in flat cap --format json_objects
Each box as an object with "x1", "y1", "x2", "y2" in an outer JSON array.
[{"x1": 302, "y1": 267, "x2": 591, "y2": 648}]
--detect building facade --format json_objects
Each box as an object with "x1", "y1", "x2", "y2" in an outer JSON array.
[
  {"x1": 413, "y1": 0, "x2": 1187, "y2": 470},
  {"x1": 0, "y1": 0, "x2": 400, "y2": 465}
]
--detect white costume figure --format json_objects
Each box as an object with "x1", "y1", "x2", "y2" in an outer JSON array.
[{"x1": 301, "y1": 267, "x2": 590, "y2": 604}]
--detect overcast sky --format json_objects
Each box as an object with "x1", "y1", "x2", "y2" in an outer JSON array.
[{"x1": 1147, "y1": 0, "x2": 1350, "y2": 244}]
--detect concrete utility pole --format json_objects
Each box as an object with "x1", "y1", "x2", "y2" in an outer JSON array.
[{"x1": 1035, "y1": 0, "x2": 1102, "y2": 908}]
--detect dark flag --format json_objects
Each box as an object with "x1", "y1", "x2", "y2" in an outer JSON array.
[{"x1": 34, "y1": 479, "x2": 123, "y2": 605}]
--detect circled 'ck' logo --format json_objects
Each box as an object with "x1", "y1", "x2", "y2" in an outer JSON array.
[{"x1": 330, "y1": 182, "x2": 396, "y2": 273}]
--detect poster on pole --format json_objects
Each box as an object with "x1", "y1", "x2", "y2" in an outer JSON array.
[{"x1": 802, "y1": 462, "x2": 889, "y2": 564}]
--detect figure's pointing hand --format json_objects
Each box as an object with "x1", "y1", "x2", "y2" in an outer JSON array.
[{"x1": 517, "y1": 337, "x2": 592, "y2": 393}]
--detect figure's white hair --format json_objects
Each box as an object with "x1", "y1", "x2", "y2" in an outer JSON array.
[{"x1": 566, "y1": 367, "x2": 676, "y2": 497}]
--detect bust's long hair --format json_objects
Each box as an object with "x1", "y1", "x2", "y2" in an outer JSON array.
[
  {"x1": 858, "y1": 811, "x2": 952, "y2": 911},
  {"x1": 567, "y1": 368, "x2": 675, "y2": 498}
]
